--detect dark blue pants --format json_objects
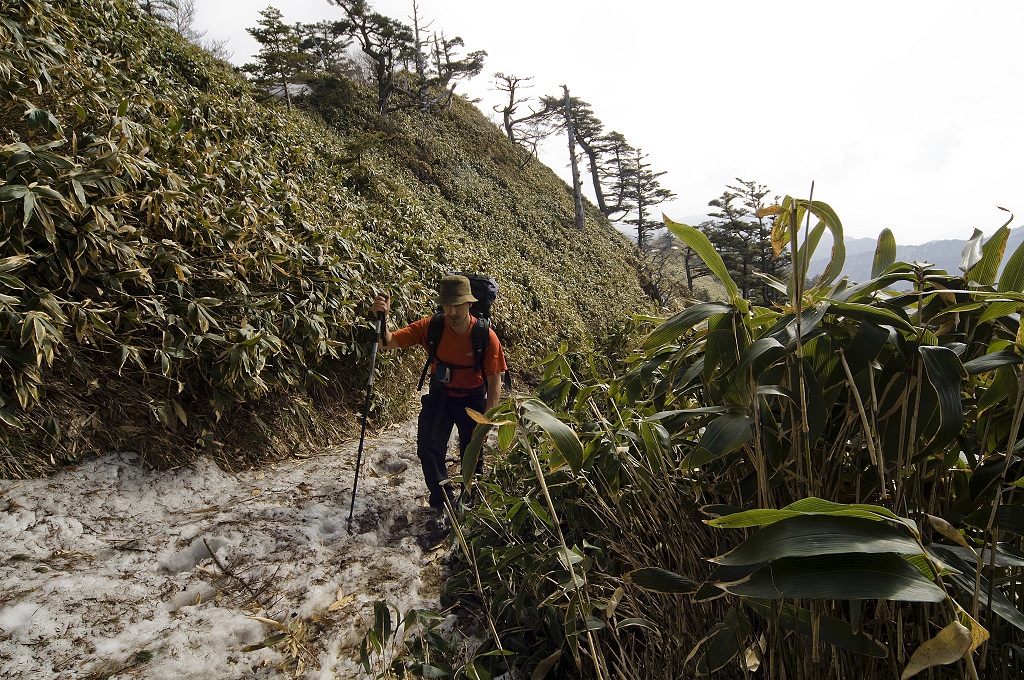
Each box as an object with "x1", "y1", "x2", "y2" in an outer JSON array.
[{"x1": 417, "y1": 384, "x2": 486, "y2": 508}]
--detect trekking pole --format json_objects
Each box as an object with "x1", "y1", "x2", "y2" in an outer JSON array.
[{"x1": 347, "y1": 311, "x2": 385, "y2": 534}]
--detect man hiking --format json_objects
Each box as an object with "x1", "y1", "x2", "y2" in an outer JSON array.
[{"x1": 371, "y1": 275, "x2": 507, "y2": 536}]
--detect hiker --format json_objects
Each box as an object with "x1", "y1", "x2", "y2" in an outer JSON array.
[{"x1": 370, "y1": 275, "x2": 507, "y2": 528}]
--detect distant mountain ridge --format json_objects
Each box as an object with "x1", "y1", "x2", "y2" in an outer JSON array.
[{"x1": 808, "y1": 228, "x2": 1024, "y2": 283}]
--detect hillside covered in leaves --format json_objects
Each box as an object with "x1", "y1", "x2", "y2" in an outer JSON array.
[{"x1": 0, "y1": 0, "x2": 653, "y2": 476}]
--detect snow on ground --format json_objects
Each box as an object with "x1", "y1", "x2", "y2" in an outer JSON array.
[{"x1": 0, "y1": 417, "x2": 460, "y2": 679}]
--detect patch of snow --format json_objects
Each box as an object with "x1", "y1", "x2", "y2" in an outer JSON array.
[{"x1": 0, "y1": 418, "x2": 453, "y2": 679}]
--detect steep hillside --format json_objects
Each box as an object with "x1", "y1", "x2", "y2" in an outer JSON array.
[{"x1": 0, "y1": 0, "x2": 653, "y2": 475}]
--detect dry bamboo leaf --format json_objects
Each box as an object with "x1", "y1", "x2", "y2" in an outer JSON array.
[
  {"x1": 755, "y1": 205, "x2": 785, "y2": 218},
  {"x1": 958, "y1": 609, "x2": 990, "y2": 652},
  {"x1": 900, "y1": 621, "x2": 972, "y2": 680},
  {"x1": 247, "y1": 615, "x2": 289, "y2": 632},
  {"x1": 605, "y1": 586, "x2": 624, "y2": 619},
  {"x1": 530, "y1": 648, "x2": 562, "y2": 680},
  {"x1": 925, "y1": 514, "x2": 971, "y2": 548},
  {"x1": 465, "y1": 408, "x2": 512, "y2": 426},
  {"x1": 744, "y1": 634, "x2": 765, "y2": 672},
  {"x1": 328, "y1": 594, "x2": 357, "y2": 611}
]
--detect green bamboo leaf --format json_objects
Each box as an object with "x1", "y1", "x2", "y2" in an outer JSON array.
[
  {"x1": 826, "y1": 301, "x2": 915, "y2": 334},
  {"x1": 461, "y1": 420, "x2": 491, "y2": 489},
  {"x1": 373, "y1": 600, "x2": 392, "y2": 643},
  {"x1": 979, "y1": 299, "x2": 1024, "y2": 323},
  {"x1": 0, "y1": 407, "x2": 22, "y2": 429},
  {"x1": 963, "y1": 350, "x2": 1022, "y2": 374},
  {"x1": 722, "y1": 553, "x2": 946, "y2": 601},
  {"x1": 682, "y1": 414, "x2": 753, "y2": 469},
  {"x1": 639, "y1": 420, "x2": 669, "y2": 472},
  {"x1": 520, "y1": 398, "x2": 584, "y2": 474},
  {"x1": 784, "y1": 215, "x2": 828, "y2": 297},
  {"x1": 918, "y1": 346, "x2": 966, "y2": 452},
  {"x1": 932, "y1": 546, "x2": 1024, "y2": 633},
  {"x1": 497, "y1": 421, "x2": 516, "y2": 451},
  {"x1": 736, "y1": 337, "x2": 786, "y2": 379},
  {"x1": 785, "y1": 498, "x2": 908, "y2": 523},
  {"x1": 695, "y1": 608, "x2": 750, "y2": 676},
  {"x1": 746, "y1": 599, "x2": 889, "y2": 657},
  {"x1": 664, "y1": 216, "x2": 741, "y2": 304},
  {"x1": 783, "y1": 198, "x2": 846, "y2": 287},
  {"x1": 419, "y1": 664, "x2": 450, "y2": 678},
  {"x1": 929, "y1": 300, "x2": 986, "y2": 318},
  {"x1": 25, "y1": 106, "x2": 62, "y2": 133},
  {"x1": 241, "y1": 632, "x2": 290, "y2": 652},
  {"x1": 707, "y1": 509, "x2": 803, "y2": 529},
  {"x1": 837, "y1": 270, "x2": 918, "y2": 304},
  {"x1": 966, "y1": 225, "x2": 1009, "y2": 286},
  {"x1": 0, "y1": 184, "x2": 29, "y2": 202},
  {"x1": 978, "y1": 365, "x2": 1018, "y2": 414},
  {"x1": 936, "y1": 544, "x2": 1024, "y2": 569},
  {"x1": 872, "y1": 228, "x2": 897, "y2": 279},
  {"x1": 998, "y1": 231, "x2": 1024, "y2": 292},
  {"x1": 625, "y1": 567, "x2": 699, "y2": 594},
  {"x1": 714, "y1": 515, "x2": 923, "y2": 566},
  {"x1": 964, "y1": 504, "x2": 1024, "y2": 537},
  {"x1": 708, "y1": 498, "x2": 909, "y2": 528},
  {"x1": 841, "y1": 321, "x2": 890, "y2": 376},
  {"x1": 642, "y1": 301, "x2": 734, "y2": 350},
  {"x1": 0, "y1": 255, "x2": 31, "y2": 274}
]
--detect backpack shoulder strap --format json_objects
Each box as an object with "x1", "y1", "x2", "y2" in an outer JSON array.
[
  {"x1": 417, "y1": 312, "x2": 446, "y2": 390},
  {"x1": 471, "y1": 317, "x2": 491, "y2": 376}
]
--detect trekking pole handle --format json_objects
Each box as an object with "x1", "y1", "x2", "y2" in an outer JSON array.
[{"x1": 367, "y1": 311, "x2": 384, "y2": 388}]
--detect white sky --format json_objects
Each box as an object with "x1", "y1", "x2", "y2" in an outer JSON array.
[{"x1": 195, "y1": 0, "x2": 1024, "y2": 245}]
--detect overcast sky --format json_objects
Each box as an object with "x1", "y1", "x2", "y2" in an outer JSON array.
[{"x1": 194, "y1": 0, "x2": 1024, "y2": 245}]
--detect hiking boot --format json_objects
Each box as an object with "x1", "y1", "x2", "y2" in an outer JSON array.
[
  {"x1": 418, "y1": 508, "x2": 451, "y2": 551},
  {"x1": 425, "y1": 508, "x2": 449, "y2": 534}
]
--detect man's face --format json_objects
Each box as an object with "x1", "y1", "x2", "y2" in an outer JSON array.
[{"x1": 443, "y1": 302, "x2": 472, "y2": 327}]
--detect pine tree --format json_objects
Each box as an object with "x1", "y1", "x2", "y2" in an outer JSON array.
[
  {"x1": 329, "y1": 0, "x2": 415, "y2": 114},
  {"x1": 702, "y1": 179, "x2": 786, "y2": 305},
  {"x1": 599, "y1": 131, "x2": 637, "y2": 219},
  {"x1": 620, "y1": 148, "x2": 675, "y2": 251},
  {"x1": 242, "y1": 7, "x2": 313, "y2": 111},
  {"x1": 295, "y1": 20, "x2": 353, "y2": 76}
]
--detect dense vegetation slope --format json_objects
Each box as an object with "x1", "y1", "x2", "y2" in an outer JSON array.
[{"x1": 0, "y1": 0, "x2": 653, "y2": 475}]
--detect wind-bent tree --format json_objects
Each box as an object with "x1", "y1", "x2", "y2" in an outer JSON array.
[
  {"x1": 540, "y1": 94, "x2": 611, "y2": 216},
  {"x1": 560, "y1": 85, "x2": 586, "y2": 230},
  {"x1": 329, "y1": 0, "x2": 414, "y2": 114},
  {"x1": 243, "y1": 6, "x2": 314, "y2": 111},
  {"x1": 408, "y1": 0, "x2": 433, "y2": 108},
  {"x1": 425, "y1": 33, "x2": 486, "y2": 109},
  {"x1": 492, "y1": 73, "x2": 550, "y2": 155}
]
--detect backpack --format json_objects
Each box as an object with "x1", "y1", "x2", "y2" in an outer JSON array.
[{"x1": 417, "y1": 273, "x2": 500, "y2": 391}]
